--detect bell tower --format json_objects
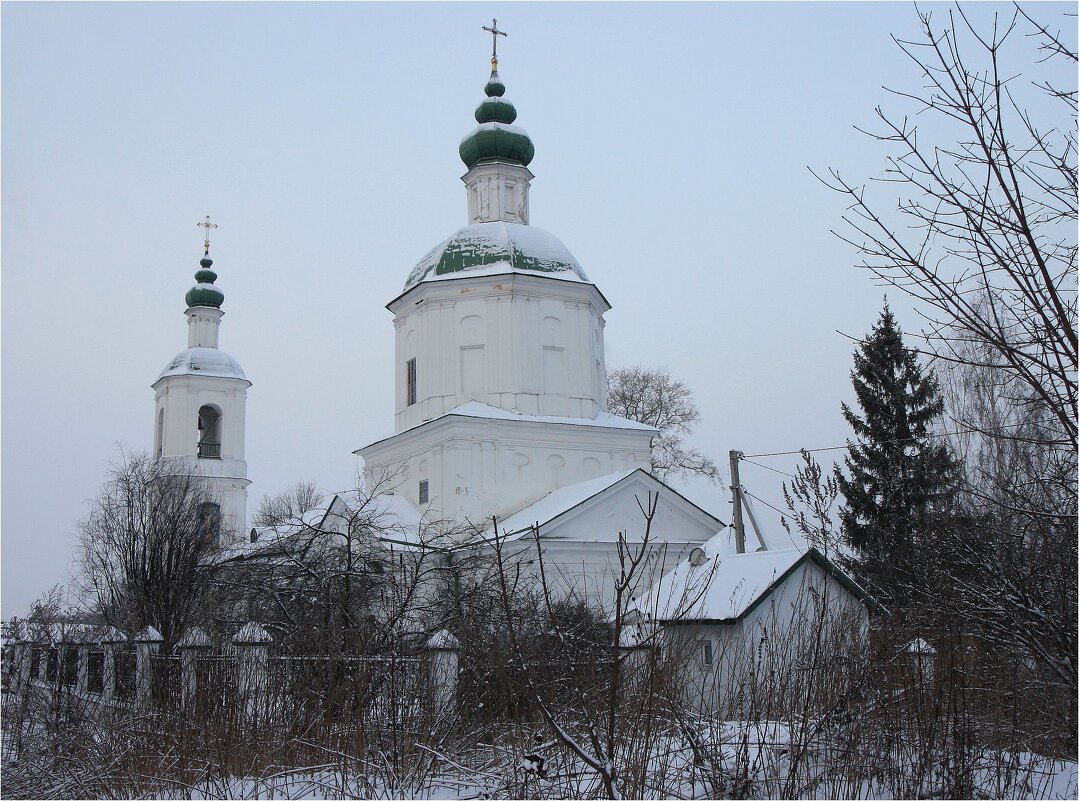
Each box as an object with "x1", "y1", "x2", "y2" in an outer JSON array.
[{"x1": 151, "y1": 218, "x2": 251, "y2": 543}]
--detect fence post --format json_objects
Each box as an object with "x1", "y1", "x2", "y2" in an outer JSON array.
[
  {"x1": 425, "y1": 629, "x2": 460, "y2": 718},
  {"x1": 233, "y1": 622, "x2": 272, "y2": 718},
  {"x1": 76, "y1": 642, "x2": 90, "y2": 697},
  {"x1": 135, "y1": 626, "x2": 163, "y2": 704},
  {"x1": 177, "y1": 627, "x2": 212, "y2": 707},
  {"x1": 905, "y1": 637, "x2": 937, "y2": 687},
  {"x1": 100, "y1": 628, "x2": 126, "y2": 706},
  {"x1": 11, "y1": 641, "x2": 28, "y2": 691}
]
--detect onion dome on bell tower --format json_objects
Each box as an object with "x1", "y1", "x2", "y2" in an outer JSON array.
[{"x1": 185, "y1": 256, "x2": 224, "y2": 310}]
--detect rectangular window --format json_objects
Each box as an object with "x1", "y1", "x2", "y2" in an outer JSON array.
[
  {"x1": 418, "y1": 480, "x2": 429, "y2": 504},
  {"x1": 115, "y1": 649, "x2": 136, "y2": 699},
  {"x1": 701, "y1": 640, "x2": 714, "y2": 666},
  {"x1": 406, "y1": 358, "x2": 417, "y2": 406},
  {"x1": 62, "y1": 647, "x2": 78, "y2": 687},
  {"x1": 87, "y1": 651, "x2": 105, "y2": 694},
  {"x1": 45, "y1": 648, "x2": 58, "y2": 683}
]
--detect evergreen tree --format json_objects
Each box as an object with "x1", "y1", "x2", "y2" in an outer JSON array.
[{"x1": 836, "y1": 303, "x2": 956, "y2": 611}]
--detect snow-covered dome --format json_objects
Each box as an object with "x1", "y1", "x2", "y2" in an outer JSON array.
[
  {"x1": 157, "y1": 346, "x2": 248, "y2": 382},
  {"x1": 404, "y1": 221, "x2": 589, "y2": 290}
]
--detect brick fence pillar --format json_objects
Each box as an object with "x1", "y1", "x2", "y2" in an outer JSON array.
[
  {"x1": 134, "y1": 626, "x2": 163, "y2": 705},
  {"x1": 425, "y1": 629, "x2": 460, "y2": 718},
  {"x1": 177, "y1": 627, "x2": 212, "y2": 707}
]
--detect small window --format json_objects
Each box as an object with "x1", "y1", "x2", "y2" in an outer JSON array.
[
  {"x1": 87, "y1": 651, "x2": 105, "y2": 694},
  {"x1": 62, "y1": 647, "x2": 78, "y2": 687},
  {"x1": 418, "y1": 480, "x2": 429, "y2": 504},
  {"x1": 406, "y1": 358, "x2": 417, "y2": 406},
  {"x1": 115, "y1": 649, "x2": 136, "y2": 699},
  {"x1": 197, "y1": 502, "x2": 221, "y2": 546},
  {"x1": 45, "y1": 648, "x2": 59, "y2": 682},
  {"x1": 701, "y1": 639, "x2": 714, "y2": 667}
]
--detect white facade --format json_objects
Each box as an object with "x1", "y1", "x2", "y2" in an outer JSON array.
[
  {"x1": 360, "y1": 405, "x2": 655, "y2": 528},
  {"x1": 390, "y1": 272, "x2": 610, "y2": 431},
  {"x1": 463, "y1": 160, "x2": 532, "y2": 225},
  {"x1": 485, "y1": 469, "x2": 728, "y2": 610},
  {"x1": 632, "y1": 544, "x2": 873, "y2": 715},
  {"x1": 152, "y1": 301, "x2": 250, "y2": 542}
]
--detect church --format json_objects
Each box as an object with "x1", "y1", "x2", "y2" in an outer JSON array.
[{"x1": 151, "y1": 28, "x2": 868, "y2": 630}]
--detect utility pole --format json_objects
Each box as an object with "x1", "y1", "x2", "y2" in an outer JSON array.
[{"x1": 729, "y1": 450, "x2": 745, "y2": 554}]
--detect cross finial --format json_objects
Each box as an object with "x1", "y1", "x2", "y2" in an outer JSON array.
[
  {"x1": 481, "y1": 18, "x2": 507, "y2": 62},
  {"x1": 196, "y1": 215, "x2": 218, "y2": 256}
]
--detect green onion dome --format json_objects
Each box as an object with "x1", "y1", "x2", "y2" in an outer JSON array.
[
  {"x1": 185, "y1": 256, "x2": 225, "y2": 309},
  {"x1": 459, "y1": 61, "x2": 534, "y2": 169}
]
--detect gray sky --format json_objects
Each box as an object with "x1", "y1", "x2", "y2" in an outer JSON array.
[{"x1": 3, "y1": 2, "x2": 1071, "y2": 617}]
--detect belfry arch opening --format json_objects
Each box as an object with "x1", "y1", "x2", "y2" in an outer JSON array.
[{"x1": 197, "y1": 404, "x2": 222, "y2": 459}]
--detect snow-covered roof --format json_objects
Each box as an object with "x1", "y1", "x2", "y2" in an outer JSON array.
[
  {"x1": 216, "y1": 490, "x2": 435, "y2": 566},
  {"x1": 156, "y1": 346, "x2": 247, "y2": 382},
  {"x1": 404, "y1": 222, "x2": 590, "y2": 290},
  {"x1": 630, "y1": 532, "x2": 875, "y2": 623},
  {"x1": 493, "y1": 469, "x2": 638, "y2": 538},
  {"x1": 359, "y1": 401, "x2": 656, "y2": 453},
  {"x1": 18, "y1": 622, "x2": 107, "y2": 644},
  {"x1": 632, "y1": 543, "x2": 805, "y2": 623},
  {"x1": 448, "y1": 401, "x2": 656, "y2": 431}
]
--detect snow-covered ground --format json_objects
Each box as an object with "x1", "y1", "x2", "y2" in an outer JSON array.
[{"x1": 110, "y1": 721, "x2": 1076, "y2": 800}]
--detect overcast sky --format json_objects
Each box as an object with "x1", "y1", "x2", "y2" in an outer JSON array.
[{"x1": 3, "y1": 2, "x2": 1072, "y2": 617}]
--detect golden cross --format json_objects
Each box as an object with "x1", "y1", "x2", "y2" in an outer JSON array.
[
  {"x1": 481, "y1": 18, "x2": 507, "y2": 61},
  {"x1": 196, "y1": 215, "x2": 218, "y2": 256}
]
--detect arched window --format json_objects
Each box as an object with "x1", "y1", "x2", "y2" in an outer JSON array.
[
  {"x1": 197, "y1": 405, "x2": 221, "y2": 458},
  {"x1": 197, "y1": 502, "x2": 221, "y2": 546},
  {"x1": 156, "y1": 409, "x2": 165, "y2": 458}
]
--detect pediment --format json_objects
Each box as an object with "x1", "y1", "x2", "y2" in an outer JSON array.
[{"x1": 495, "y1": 469, "x2": 727, "y2": 548}]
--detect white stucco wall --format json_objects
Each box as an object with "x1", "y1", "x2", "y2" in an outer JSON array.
[
  {"x1": 389, "y1": 273, "x2": 610, "y2": 432},
  {"x1": 152, "y1": 367, "x2": 250, "y2": 542},
  {"x1": 458, "y1": 472, "x2": 725, "y2": 611},
  {"x1": 360, "y1": 414, "x2": 654, "y2": 527},
  {"x1": 668, "y1": 559, "x2": 870, "y2": 716}
]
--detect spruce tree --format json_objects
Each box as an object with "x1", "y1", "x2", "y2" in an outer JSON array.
[{"x1": 837, "y1": 303, "x2": 956, "y2": 612}]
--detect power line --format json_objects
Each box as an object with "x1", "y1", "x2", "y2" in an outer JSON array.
[
  {"x1": 742, "y1": 489, "x2": 803, "y2": 549},
  {"x1": 741, "y1": 420, "x2": 1030, "y2": 460},
  {"x1": 740, "y1": 459, "x2": 796, "y2": 478},
  {"x1": 742, "y1": 489, "x2": 789, "y2": 518}
]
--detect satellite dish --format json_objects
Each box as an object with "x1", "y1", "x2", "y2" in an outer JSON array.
[{"x1": 689, "y1": 547, "x2": 708, "y2": 567}]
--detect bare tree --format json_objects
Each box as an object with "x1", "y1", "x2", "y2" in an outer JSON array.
[
  {"x1": 817, "y1": 2, "x2": 1076, "y2": 712},
  {"x1": 251, "y1": 480, "x2": 325, "y2": 528},
  {"x1": 607, "y1": 365, "x2": 720, "y2": 483},
  {"x1": 215, "y1": 469, "x2": 446, "y2": 654},
  {"x1": 74, "y1": 450, "x2": 219, "y2": 646},
  {"x1": 782, "y1": 449, "x2": 845, "y2": 557},
  {"x1": 817, "y1": 5, "x2": 1076, "y2": 443}
]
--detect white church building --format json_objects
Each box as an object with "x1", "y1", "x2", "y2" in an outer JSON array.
[{"x1": 154, "y1": 42, "x2": 871, "y2": 629}]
